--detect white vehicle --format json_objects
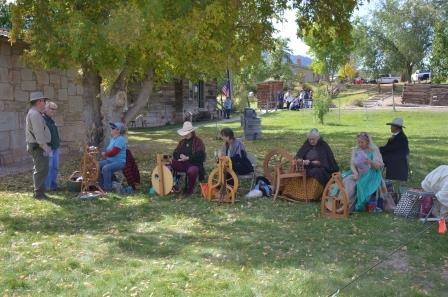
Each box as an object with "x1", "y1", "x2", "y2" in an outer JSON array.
[
  {"x1": 376, "y1": 74, "x2": 400, "y2": 84},
  {"x1": 411, "y1": 70, "x2": 431, "y2": 82}
]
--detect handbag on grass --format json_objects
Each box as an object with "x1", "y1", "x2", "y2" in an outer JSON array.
[{"x1": 394, "y1": 189, "x2": 433, "y2": 218}]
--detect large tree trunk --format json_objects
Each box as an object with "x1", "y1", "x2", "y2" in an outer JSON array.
[
  {"x1": 82, "y1": 69, "x2": 104, "y2": 147},
  {"x1": 122, "y1": 69, "x2": 154, "y2": 123},
  {"x1": 406, "y1": 64, "x2": 413, "y2": 83}
]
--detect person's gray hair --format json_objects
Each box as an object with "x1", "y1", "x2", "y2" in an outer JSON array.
[{"x1": 308, "y1": 128, "x2": 320, "y2": 138}]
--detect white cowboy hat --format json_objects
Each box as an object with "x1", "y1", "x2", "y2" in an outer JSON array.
[
  {"x1": 177, "y1": 121, "x2": 197, "y2": 136},
  {"x1": 386, "y1": 117, "x2": 405, "y2": 128}
]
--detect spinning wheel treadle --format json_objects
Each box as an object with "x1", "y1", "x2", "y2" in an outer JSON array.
[{"x1": 263, "y1": 149, "x2": 295, "y2": 184}]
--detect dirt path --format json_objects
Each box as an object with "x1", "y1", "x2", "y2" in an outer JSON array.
[{"x1": 345, "y1": 94, "x2": 448, "y2": 112}]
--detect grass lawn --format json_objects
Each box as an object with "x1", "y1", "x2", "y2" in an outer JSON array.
[{"x1": 1, "y1": 109, "x2": 448, "y2": 296}]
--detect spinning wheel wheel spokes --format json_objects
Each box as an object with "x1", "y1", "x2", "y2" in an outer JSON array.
[
  {"x1": 207, "y1": 164, "x2": 238, "y2": 203},
  {"x1": 263, "y1": 149, "x2": 295, "y2": 183}
]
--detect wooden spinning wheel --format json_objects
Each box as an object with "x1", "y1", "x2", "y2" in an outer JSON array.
[
  {"x1": 80, "y1": 145, "x2": 104, "y2": 193},
  {"x1": 321, "y1": 172, "x2": 349, "y2": 218},
  {"x1": 151, "y1": 154, "x2": 174, "y2": 196},
  {"x1": 207, "y1": 156, "x2": 239, "y2": 204},
  {"x1": 263, "y1": 149, "x2": 295, "y2": 184}
]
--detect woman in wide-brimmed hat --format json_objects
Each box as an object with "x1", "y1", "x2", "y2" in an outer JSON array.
[
  {"x1": 171, "y1": 121, "x2": 206, "y2": 195},
  {"x1": 380, "y1": 117, "x2": 409, "y2": 181}
]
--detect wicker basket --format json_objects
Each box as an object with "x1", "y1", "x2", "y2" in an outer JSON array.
[{"x1": 281, "y1": 176, "x2": 323, "y2": 201}]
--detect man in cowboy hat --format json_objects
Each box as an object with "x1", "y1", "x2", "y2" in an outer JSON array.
[
  {"x1": 380, "y1": 117, "x2": 410, "y2": 181},
  {"x1": 26, "y1": 91, "x2": 52, "y2": 199}
]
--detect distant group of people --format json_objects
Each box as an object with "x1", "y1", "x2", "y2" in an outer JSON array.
[
  {"x1": 277, "y1": 89, "x2": 313, "y2": 110},
  {"x1": 295, "y1": 117, "x2": 409, "y2": 211}
]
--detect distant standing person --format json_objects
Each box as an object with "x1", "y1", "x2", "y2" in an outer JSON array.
[
  {"x1": 43, "y1": 101, "x2": 60, "y2": 191},
  {"x1": 224, "y1": 97, "x2": 232, "y2": 119},
  {"x1": 25, "y1": 92, "x2": 51, "y2": 199},
  {"x1": 380, "y1": 118, "x2": 409, "y2": 181}
]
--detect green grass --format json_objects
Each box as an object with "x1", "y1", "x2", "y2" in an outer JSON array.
[{"x1": 1, "y1": 110, "x2": 448, "y2": 296}]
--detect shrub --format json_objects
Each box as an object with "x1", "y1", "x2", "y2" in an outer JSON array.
[{"x1": 313, "y1": 87, "x2": 332, "y2": 124}]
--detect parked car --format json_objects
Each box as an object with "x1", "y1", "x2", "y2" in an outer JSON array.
[
  {"x1": 354, "y1": 77, "x2": 366, "y2": 84},
  {"x1": 411, "y1": 70, "x2": 431, "y2": 82},
  {"x1": 376, "y1": 74, "x2": 400, "y2": 84}
]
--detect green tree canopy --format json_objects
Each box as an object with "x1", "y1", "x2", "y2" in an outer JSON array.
[{"x1": 11, "y1": 0, "x2": 360, "y2": 145}]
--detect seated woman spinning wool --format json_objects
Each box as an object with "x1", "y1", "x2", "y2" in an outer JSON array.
[
  {"x1": 343, "y1": 132, "x2": 384, "y2": 211},
  {"x1": 219, "y1": 128, "x2": 253, "y2": 175},
  {"x1": 295, "y1": 128, "x2": 339, "y2": 187},
  {"x1": 99, "y1": 122, "x2": 127, "y2": 192}
]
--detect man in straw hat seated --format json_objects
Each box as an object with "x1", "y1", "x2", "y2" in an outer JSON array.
[
  {"x1": 26, "y1": 91, "x2": 52, "y2": 199},
  {"x1": 171, "y1": 121, "x2": 206, "y2": 195},
  {"x1": 380, "y1": 117, "x2": 410, "y2": 181}
]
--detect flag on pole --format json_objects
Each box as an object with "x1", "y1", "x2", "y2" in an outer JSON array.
[{"x1": 221, "y1": 81, "x2": 230, "y2": 97}]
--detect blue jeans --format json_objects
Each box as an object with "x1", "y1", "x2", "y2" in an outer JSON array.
[
  {"x1": 99, "y1": 159, "x2": 125, "y2": 191},
  {"x1": 45, "y1": 148, "x2": 59, "y2": 191}
]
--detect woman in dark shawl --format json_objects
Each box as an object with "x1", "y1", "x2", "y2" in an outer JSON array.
[{"x1": 295, "y1": 128, "x2": 339, "y2": 186}]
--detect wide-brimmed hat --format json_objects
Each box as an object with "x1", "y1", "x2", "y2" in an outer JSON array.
[
  {"x1": 29, "y1": 91, "x2": 48, "y2": 103},
  {"x1": 177, "y1": 121, "x2": 197, "y2": 136},
  {"x1": 386, "y1": 117, "x2": 405, "y2": 128},
  {"x1": 109, "y1": 122, "x2": 126, "y2": 134}
]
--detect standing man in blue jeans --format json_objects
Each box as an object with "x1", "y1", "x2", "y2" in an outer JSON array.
[
  {"x1": 43, "y1": 101, "x2": 60, "y2": 191},
  {"x1": 99, "y1": 122, "x2": 127, "y2": 192}
]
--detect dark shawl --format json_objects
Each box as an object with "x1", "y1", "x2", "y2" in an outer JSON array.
[
  {"x1": 295, "y1": 138, "x2": 339, "y2": 186},
  {"x1": 380, "y1": 131, "x2": 409, "y2": 181},
  {"x1": 123, "y1": 149, "x2": 140, "y2": 189},
  {"x1": 173, "y1": 135, "x2": 206, "y2": 180}
]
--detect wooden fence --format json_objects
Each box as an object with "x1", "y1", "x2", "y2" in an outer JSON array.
[{"x1": 401, "y1": 84, "x2": 448, "y2": 106}]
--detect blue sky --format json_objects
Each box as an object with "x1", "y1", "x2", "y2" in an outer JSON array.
[{"x1": 274, "y1": 0, "x2": 379, "y2": 57}]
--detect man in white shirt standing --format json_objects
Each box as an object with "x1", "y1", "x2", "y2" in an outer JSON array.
[{"x1": 26, "y1": 92, "x2": 51, "y2": 199}]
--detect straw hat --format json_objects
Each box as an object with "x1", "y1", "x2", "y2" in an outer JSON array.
[
  {"x1": 177, "y1": 121, "x2": 197, "y2": 136},
  {"x1": 386, "y1": 117, "x2": 405, "y2": 128}
]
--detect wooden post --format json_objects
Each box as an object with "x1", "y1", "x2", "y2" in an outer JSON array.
[{"x1": 392, "y1": 82, "x2": 396, "y2": 112}]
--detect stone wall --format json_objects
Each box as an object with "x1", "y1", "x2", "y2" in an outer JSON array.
[
  {"x1": 0, "y1": 37, "x2": 85, "y2": 166},
  {"x1": 0, "y1": 34, "x2": 218, "y2": 166}
]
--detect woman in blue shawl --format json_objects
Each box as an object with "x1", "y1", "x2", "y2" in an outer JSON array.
[
  {"x1": 343, "y1": 132, "x2": 384, "y2": 211},
  {"x1": 220, "y1": 128, "x2": 253, "y2": 175}
]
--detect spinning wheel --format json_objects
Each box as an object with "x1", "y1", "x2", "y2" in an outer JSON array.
[
  {"x1": 151, "y1": 154, "x2": 173, "y2": 196},
  {"x1": 207, "y1": 156, "x2": 239, "y2": 203},
  {"x1": 321, "y1": 172, "x2": 349, "y2": 218},
  {"x1": 80, "y1": 145, "x2": 104, "y2": 193},
  {"x1": 263, "y1": 149, "x2": 295, "y2": 184}
]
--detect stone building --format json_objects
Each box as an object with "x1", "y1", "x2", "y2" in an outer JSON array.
[
  {"x1": 131, "y1": 79, "x2": 217, "y2": 127},
  {"x1": 0, "y1": 30, "x2": 217, "y2": 167},
  {"x1": 0, "y1": 31, "x2": 86, "y2": 166},
  {"x1": 290, "y1": 56, "x2": 320, "y2": 83}
]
